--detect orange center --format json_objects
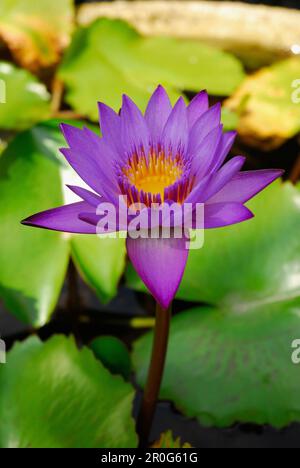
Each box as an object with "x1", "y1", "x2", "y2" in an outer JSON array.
[{"x1": 123, "y1": 153, "x2": 183, "y2": 200}]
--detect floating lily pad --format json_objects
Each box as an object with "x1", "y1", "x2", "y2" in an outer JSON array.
[
  {"x1": 0, "y1": 0, "x2": 74, "y2": 71},
  {"x1": 221, "y1": 107, "x2": 239, "y2": 131},
  {"x1": 225, "y1": 57, "x2": 300, "y2": 149},
  {"x1": 133, "y1": 300, "x2": 300, "y2": 428},
  {"x1": 0, "y1": 61, "x2": 51, "y2": 130},
  {"x1": 0, "y1": 124, "x2": 69, "y2": 326},
  {"x1": 0, "y1": 335, "x2": 137, "y2": 448},
  {"x1": 58, "y1": 18, "x2": 245, "y2": 118},
  {"x1": 90, "y1": 336, "x2": 131, "y2": 380},
  {"x1": 0, "y1": 120, "x2": 126, "y2": 326},
  {"x1": 71, "y1": 235, "x2": 126, "y2": 304}
]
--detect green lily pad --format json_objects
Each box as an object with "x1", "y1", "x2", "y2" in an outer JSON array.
[
  {"x1": 0, "y1": 335, "x2": 137, "y2": 447},
  {"x1": 90, "y1": 336, "x2": 131, "y2": 380},
  {"x1": 58, "y1": 18, "x2": 245, "y2": 118},
  {"x1": 0, "y1": 124, "x2": 69, "y2": 326},
  {"x1": 221, "y1": 107, "x2": 239, "y2": 131},
  {"x1": 0, "y1": 61, "x2": 51, "y2": 130},
  {"x1": 0, "y1": 120, "x2": 126, "y2": 326},
  {"x1": 71, "y1": 235, "x2": 126, "y2": 304},
  {"x1": 133, "y1": 300, "x2": 300, "y2": 428},
  {"x1": 225, "y1": 57, "x2": 300, "y2": 149},
  {"x1": 0, "y1": 0, "x2": 74, "y2": 71},
  {"x1": 127, "y1": 181, "x2": 300, "y2": 307}
]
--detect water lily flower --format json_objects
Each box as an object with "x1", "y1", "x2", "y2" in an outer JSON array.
[{"x1": 22, "y1": 85, "x2": 283, "y2": 310}]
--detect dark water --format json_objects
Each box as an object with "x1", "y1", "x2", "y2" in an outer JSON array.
[{"x1": 238, "y1": 0, "x2": 300, "y2": 8}]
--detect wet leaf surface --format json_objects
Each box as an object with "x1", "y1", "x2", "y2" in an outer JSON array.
[
  {"x1": 0, "y1": 335, "x2": 137, "y2": 447},
  {"x1": 90, "y1": 335, "x2": 131, "y2": 380},
  {"x1": 0, "y1": 61, "x2": 51, "y2": 130},
  {"x1": 58, "y1": 19, "x2": 245, "y2": 118},
  {"x1": 134, "y1": 299, "x2": 300, "y2": 428}
]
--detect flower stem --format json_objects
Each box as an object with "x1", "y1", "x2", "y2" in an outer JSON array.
[{"x1": 136, "y1": 301, "x2": 172, "y2": 448}]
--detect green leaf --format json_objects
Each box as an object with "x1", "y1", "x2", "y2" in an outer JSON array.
[
  {"x1": 90, "y1": 336, "x2": 132, "y2": 380},
  {"x1": 58, "y1": 18, "x2": 245, "y2": 118},
  {"x1": 225, "y1": 57, "x2": 300, "y2": 149},
  {"x1": 127, "y1": 181, "x2": 300, "y2": 307},
  {"x1": 0, "y1": 136, "x2": 8, "y2": 156},
  {"x1": 71, "y1": 235, "x2": 126, "y2": 304},
  {"x1": 0, "y1": 335, "x2": 137, "y2": 447},
  {"x1": 0, "y1": 62, "x2": 51, "y2": 130},
  {"x1": 221, "y1": 107, "x2": 239, "y2": 131},
  {"x1": 0, "y1": 120, "x2": 126, "y2": 326},
  {"x1": 133, "y1": 300, "x2": 300, "y2": 428},
  {"x1": 0, "y1": 124, "x2": 69, "y2": 326},
  {"x1": 0, "y1": 0, "x2": 74, "y2": 71}
]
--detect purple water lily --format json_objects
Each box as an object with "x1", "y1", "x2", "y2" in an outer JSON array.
[{"x1": 22, "y1": 85, "x2": 283, "y2": 309}]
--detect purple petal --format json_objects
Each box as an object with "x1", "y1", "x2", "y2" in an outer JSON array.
[
  {"x1": 191, "y1": 126, "x2": 223, "y2": 180},
  {"x1": 61, "y1": 124, "x2": 114, "y2": 172},
  {"x1": 126, "y1": 236, "x2": 189, "y2": 309},
  {"x1": 66, "y1": 185, "x2": 104, "y2": 207},
  {"x1": 188, "y1": 103, "x2": 221, "y2": 155},
  {"x1": 60, "y1": 124, "x2": 119, "y2": 203},
  {"x1": 79, "y1": 126, "x2": 118, "y2": 183},
  {"x1": 203, "y1": 156, "x2": 246, "y2": 202},
  {"x1": 187, "y1": 91, "x2": 209, "y2": 129},
  {"x1": 209, "y1": 131, "x2": 237, "y2": 173},
  {"x1": 21, "y1": 202, "x2": 97, "y2": 234},
  {"x1": 121, "y1": 95, "x2": 150, "y2": 156},
  {"x1": 162, "y1": 97, "x2": 188, "y2": 154},
  {"x1": 204, "y1": 202, "x2": 254, "y2": 228},
  {"x1": 187, "y1": 156, "x2": 245, "y2": 204},
  {"x1": 78, "y1": 212, "x2": 101, "y2": 226},
  {"x1": 207, "y1": 169, "x2": 284, "y2": 204},
  {"x1": 185, "y1": 172, "x2": 215, "y2": 204},
  {"x1": 60, "y1": 147, "x2": 117, "y2": 205},
  {"x1": 144, "y1": 85, "x2": 172, "y2": 147},
  {"x1": 98, "y1": 102, "x2": 124, "y2": 158}
]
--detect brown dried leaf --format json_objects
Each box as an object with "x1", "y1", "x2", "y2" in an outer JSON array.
[
  {"x1": 0, "y1": 0, "x2": 74, "y2": 71},
  {"x1": 225, "y1": 57, "x2": 300, "y2": 150},
  {"x1": 152, "y1": 430, "x2": 192, "y2": 448}
]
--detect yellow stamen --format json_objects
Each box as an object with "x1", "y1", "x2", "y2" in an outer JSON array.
[{"x1": 123, "y1": 153, "x2": 183, "y2": 200}]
